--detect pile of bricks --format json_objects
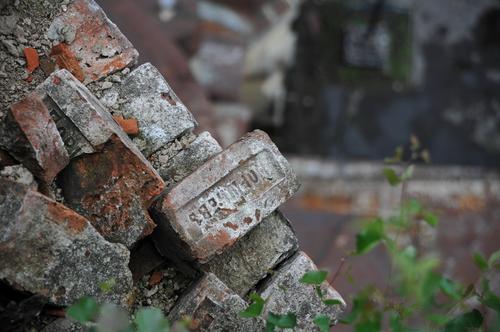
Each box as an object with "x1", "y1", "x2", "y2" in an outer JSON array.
[{"x1": 0, "y1": 1, "x2": 344, "y2": 330}]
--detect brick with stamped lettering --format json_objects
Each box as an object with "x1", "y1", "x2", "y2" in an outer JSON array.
[{"x1": 151, "y1": 130, "x2": 299, "y2": 263}]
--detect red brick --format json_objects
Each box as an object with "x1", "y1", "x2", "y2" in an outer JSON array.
[
  {"x1": 113, "y1": 115, "x2": 139, "y2": 136},
  {"x1": 50, "y1": 43, "x2": 85, "y2": 82},
  {"x1": 2, "y1": 93, "x2": 69, "y2": 183},
  {"x1": 37, "y1": 70, "x2": 164, "y2": 248},
  {"x1": 151, "y1": 130, "x2": 299, "y2": 263},
  {"x1": 47, "y1": 0, "x2": 138, "y2": 83}
]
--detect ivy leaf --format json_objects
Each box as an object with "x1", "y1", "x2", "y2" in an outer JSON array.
[
  {"x1": 266, "y1": 312, "x2": 297, "y2": 328},
  {"x1": 66, "y1": 296, "x2": 100, "y2": 323},
  {"x1": 313, "y1": 314, "x2": 330, "y2": 332},
  {"x1": 300, "y1": 270, "x2": 328, "y2": 285},
  {"x1": 356, "y1": 219, "x2": 384, "y2": 255},
  {"x1": 473, "y1": 252, "x2": 488, "y2": 272},
  {"x1": 400, "y1": 165, "x2": 414, "y2": 182},
  {"x1": 265, "y1": 321, "x2": 276, "y2": 332},
  {"x1": 422, "y1": 211, "x2": 438, "y2": 227},
  {"x1": 323, "y1": 299, "x2": 343, "y2": 306},
  {"x1": 134, "y1": 307, "x2": 170, "y2": 332},
  {"x1": 383, "y1": 168, "x2": 401, "y2": 186},
  {"x1": 239, "y1": 293, "x2": 265, "y2": 318},
  {"x1": 440, "y1": 278, "x2": 462, "y2": 300},
  {"x1": 444, "y1": 309, "x2": 483, "y2": 332},
  {"x1": 488, "y1": 250, "x2": 500, "y2": 269}
]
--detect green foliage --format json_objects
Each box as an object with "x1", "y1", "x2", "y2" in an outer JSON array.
[
  {"x1": 355, "y1": 219, "x2": 384, "y2": 254},
  {"x1": 239, "y1": 292, "x2": 265, "y2": 318},
  {"x1": 99, "y1": 278, "x2": 117, "y2": 293},
  {"x1": 66, "y1": 296, "x2": 100, "y2": 323},
  {"x1": 134, "y1": 307, "x2": 170, "y2": 332},
  {"x1": 313, "y1": 314, "x2": 330, "y2": 332},
  {"x1": 300, "y1": 270, "x2": 328, "y2": 285},
  {"x1": 443, "y1": 309, "x2": 483, "y2": 332},
  {"x1": 266, "y1": 312, "x2": 297, "y2": 330}
]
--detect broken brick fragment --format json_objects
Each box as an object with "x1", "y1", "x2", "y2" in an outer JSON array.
[
  {"x1": 36, "y1": 69, "x2": 165, "y2": 248},
  {"x1": 0, "y1": 93, "x2": 69, "y2": 183},
  {"x1": 50, "y1": 43, "x2": 85, "y2": 82},
  {"x1": 113, "y1": 115, "x2": 139, "y2": 135},
  {"x1": 47, "y1": 0, "x2": 138, "y2": 83},
  {"x1": 23, "y1": 47, "x2": 39, "y2": 73},
  {"x1": 151, "y1": 130, "x2": 299, "y2": 263},
  {"x1": 0, "y1": 178, "x2": 133, "y2": 306}
]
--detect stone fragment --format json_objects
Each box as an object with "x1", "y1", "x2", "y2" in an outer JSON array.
[
  {"x1": 258, "y1": 252, "x2": 345, "y2": 331},
  {"x1": 23, "y1": 48, "x2": 39, "y2": 73},
  {"x1": 105, "y1": 63, "x2": 197, "y2": 157},
  {"x1": 0, "y1": 93, "x2": 69, "y2": 183},
  {"x1": 47, "y1": 0, "x2": 138, "y2": 83},
  {"x1": 203, "y1": 210, "x2": 298, "y2": 296},
  {"x1": 0, "y1": 149, "x2": 16, "y2": 169},
  {"x1": 0, "y1": 178, "x2": 133, "y2": 306},
  {"x1": 152, "y1": 131, "x2": 222, "y2": 183},
  {"x1": 50, "y1": 43, "x2": 85, "y2": 82},
  {"x1": 37, "y1": 70, "x2": 165, "y2": 248},
  {"x1": 168, "y1": 273, "x2": 263, "y2": 331},
  {"x1": 129, "y1": 237, "x2": 166, "y2": 281},
  {"x1": 112, "y1": 115, "x2": 139, "y2": 135},
  {"x1": 0, "y1": 165, "x2": 38, "y2": 190},
  {"x1": 151, "y1": 130, "x2": 299, "y2": 263}
]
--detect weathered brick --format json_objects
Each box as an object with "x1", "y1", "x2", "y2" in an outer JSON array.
[
  {"x1": 151, "y1": 131, "x2": 222, "y2": 184},
  {"x1": 258, "y1": 252, "x2": 345, "y2": 331},
  {"x1": 0, "y1": 178, "x2": 133, "y2": 306},
  {"x1": 0, "y1": 93, "x2": 69, "y2": 183},
  {"x1": 168, "y1": 273, "x2": 263, "y2": 331},
  {"x1": 102, "y1": 63, "x2": 197, "y2": 157},
  {"x1": 203, "y1": 210, "x2": 298, "y2": 296},
  {"x1": 47, "y1": 0, "x2": 138, "y2": 83},
  {"x1": 37, "y1": 69, "x2": 165, "y2": 248},
  {"x1": 151, "y1": 130, "x2": 299, "y2": 263}
]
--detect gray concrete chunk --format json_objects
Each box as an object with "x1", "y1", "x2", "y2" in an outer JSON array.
[
  {"x1": 168, "y1": 273, "x2": 263, "y2": 331},
  {"x1": 106, "y1": 63, "x2": 197, "y2": 157},
  {"x1": 0, "y1": 178, "x2": 133, "y2": 306},
  {"x1": 258, "y1": 252, "x2": 346, "y2": 331},
  {"x1": 151, "y1": 130, "x2": 300, "y2": 264},
  {"x1": 204, "y1": 210, "x2": 298, "y2": 296}
]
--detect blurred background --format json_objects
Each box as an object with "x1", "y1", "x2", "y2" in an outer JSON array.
[{"x1": 97, "y1": 0, "x2": 500, "y2": 329}]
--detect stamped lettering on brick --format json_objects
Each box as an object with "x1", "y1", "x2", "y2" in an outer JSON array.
[{"x1": 184, "y1": 150, "x2": 284, "y2": 231}]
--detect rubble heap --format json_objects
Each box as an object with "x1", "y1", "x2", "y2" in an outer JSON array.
[{"x1": 0, "y1": 0, "x2": 345, "y2": 331}]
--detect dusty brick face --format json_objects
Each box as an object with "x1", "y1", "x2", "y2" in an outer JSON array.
[
  {"x1": 168, "y1": 273, "x2": 263, "y2": 331},
  {"x1": 102, "y1": 63, "x2": 197, "y2": 157},
  {"x1": 37, "y1": 70, "x2": 164, "y2": 248},
  {"x1": 151, "y1": 130, "x2": 299, "y2": 263},
  {"x1": 0, "y1": 178, "x2": 133, "y2": 306},
  {"x1": 203, "y1": 210, "x2": 298, "y2": 296},
  {"x1": 47, "y1": 0, "x2": 138, "y2": 84},
  {"x1": 258, "y1": 252, "x2": 345, "y2": 331},
  {"x1": 0, "y1": 93, "x2": 69, "y2": 184}
]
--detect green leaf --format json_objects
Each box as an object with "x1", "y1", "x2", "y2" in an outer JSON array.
[
  {"x1": 239, "y1": 293, "x2": 265, "y2": 318},
  {"x1": 66, "y1": 296, "x2": 100, "y2": 323},
  {"x1": 444, "y1": 309, "x2": 483, "y2": 332},
  {"x1": 134, "y1": 307, "x2": 170, "y2": 332},
  {"x1": 267, "y1": 312, "x2": 297, "y2": 328},
  {"x1": 400, "y1": 165, "x2": 414, "y2": 181},
  {"x1": 481, "y1": 289, "x2": 500, "y2": 314},
  {"x1": 473, "y1": 252, "x2": 488, "y2": 272},
  {"x1": 300, "y1": 270, "x2": 328, "y2": 285},
  {"x1": 389, "y1": 313, "x2": 403, "y2": 332},
  {"x1": 440, "y1": 278, "x2": 462, "y2": 300},
  {"x1": 99, "y1": 278, "x2": 117, "y2": 293},
  {"x1": 323, "y1": 299, "x2": 343, "y2": 306},
  {"x1": 265, "y1": 321, "x2": 276, "y2": 332},
  {"x1": 356, "y1": 219, "x2": 384, "y2": 255},
  {"x1": 383, "y1": 168, "x2": 401, "y2": 186},
  {"x1": 315, "y1": 285, "x2": 324, "y2": 299},
  {"x1": 423, "y1": 211, "x2": 438, "y2": 227},
  {"x1": 314, "y1": 314, "x2": 330, "y2": 332},
  {"x1": 489, "y1": 250, "x2": 500, "y2": 269}
]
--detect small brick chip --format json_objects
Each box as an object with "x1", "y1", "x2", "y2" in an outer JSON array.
[
  {"x1": 37, "y1": 69, "x2": 165, "y2": 248},
  {"x1": 151, "y1": 130, "x2": 299, "y2": 263},
  {"x1": 0, "y1": 178, "x2": 132, "y2": 306},
  {"x1": 168, "y1": 273, "x2": 263, "y2": 331}
]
